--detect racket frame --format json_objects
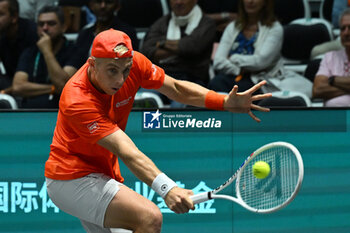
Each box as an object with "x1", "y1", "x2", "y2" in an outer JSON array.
[{"x1": 190, "y1": 141, "x2": 304, "y2": 213}]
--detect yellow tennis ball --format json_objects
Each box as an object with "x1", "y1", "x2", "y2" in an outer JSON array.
[{"x1": 252, "y1": 161, "x2": 270, "y2": 179}]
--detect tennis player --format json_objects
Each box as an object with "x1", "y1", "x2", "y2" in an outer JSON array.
[{"x1": 44, "y1": 29, "x2": 271, "y2": 233}]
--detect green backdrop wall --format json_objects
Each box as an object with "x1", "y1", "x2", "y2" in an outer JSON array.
[{"x1": 0, "y1": 109, "x2": 349, "y2": 233}]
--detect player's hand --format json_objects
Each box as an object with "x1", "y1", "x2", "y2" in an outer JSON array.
[
  {"x1": 164, "y1": 187, "x2": 195, "y2": 214},
  {"x1": 224, "y1": 80, "x2": 272, "y2": 122}
]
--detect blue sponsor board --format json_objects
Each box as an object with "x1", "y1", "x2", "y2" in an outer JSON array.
[{"x1": 0, "y1": 110, "x2": 350, "y2": 233}]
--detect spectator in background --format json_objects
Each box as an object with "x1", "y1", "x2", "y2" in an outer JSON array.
[
  {"x1": 209, "y1": 0, "x2": 312, "y2": 98},
  {"x1": 17, "y1": 0, "x2": 57, "y2": 22},
  {"x1": 71, "y1": 0, "x2": 139, "y2": 68},
  {"x1": 0, "y1": 0, "x2": 37, "y2": 94},
  {"x1": 310, "y1": 0, "x2": 348, "y2": 59},
  {"x1": 117, "y1": 0, "x2": 166, "y2": 29},
  {"x1": 58, "y1": 0, "x2": 96, "y2": 33},
  {"x1": 141, "y1": 0, "x2": 216, "y2": 106},
  {"x1": 312, "y1": 8, "x2": 350, "y2": 107},
  {"x1": 12, "y1": 5, "x2": 79, "y2": 108},
  {"x1": 198, "y1": 0, "x2": 238, "y2": 41},
  {"x1": 332, "y1": 0, "x2": 349, "y2": 28}
]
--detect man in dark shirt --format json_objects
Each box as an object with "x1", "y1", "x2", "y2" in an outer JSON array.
[
  {"x1": 0, "y1": 0, "x2": 37, "y2": 94},
  {"x1": 12, "y1": 5, "x2": 79, "y2": 108},
  {"x1": 72, "y1": 0, "x2": 139, "y2": 68}
]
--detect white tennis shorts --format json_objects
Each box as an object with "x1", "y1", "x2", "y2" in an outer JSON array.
[{"x1": 46, "y1": 173, "x2": 123, "y2": 233}]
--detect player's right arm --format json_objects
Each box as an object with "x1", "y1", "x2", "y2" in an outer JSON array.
[{"x1": 97, "y1": 129, "x2": 194, "y2": 213}]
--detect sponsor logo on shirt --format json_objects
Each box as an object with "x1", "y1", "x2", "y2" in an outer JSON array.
[
  {"x1": 116, "y1": 96, "x2": 132, "y2": 108},
  {"x1": 151, "y1": 64, "x2": 157, "y2": 76},
  {"x1": 87, "y1": 121, "x2": 100, "y2": 134}
]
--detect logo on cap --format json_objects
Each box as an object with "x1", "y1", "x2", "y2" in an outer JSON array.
[{"x1": 113, "y1": 44, "x2": 133, "y2": 59}]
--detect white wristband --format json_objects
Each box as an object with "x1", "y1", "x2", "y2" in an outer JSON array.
[{"x1": 151, "y1": 173, "x2": 177, "y2": 199}]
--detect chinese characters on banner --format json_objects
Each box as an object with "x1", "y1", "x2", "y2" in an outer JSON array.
[{"x1": 0, "y1": 181, "x2": 216, "y2": 214}]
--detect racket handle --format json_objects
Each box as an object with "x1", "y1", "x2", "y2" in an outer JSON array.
[{"x1": 190, "y1": 192, "x2": 210, "y2": 204}]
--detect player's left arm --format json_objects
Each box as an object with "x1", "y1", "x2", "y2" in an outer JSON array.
[
  {"x1": 98, "y1": 129, "x2": 194, "y2": 213},
  {"x1": 157, "y1": 74, "x2": 271, "y2": 121}
]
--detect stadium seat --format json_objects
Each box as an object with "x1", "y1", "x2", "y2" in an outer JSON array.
[
  {"x1": 274, "y1": 0, "x2": 310, "y2": 25},
  {"x1": 0, "y1": 94, "x2": 18, "y2": 109},
  {"x1": 319, "y1": 0, "x2": 334, "y2": 23},
  {"x1": 304, "y1": 58, "x2": 322, "y2": 83},
  {"x1": 282, "y1": 19, "x2": 333, "y2": 74},
  {"x1": 133, "y1": 91, "x2": 164, "y2": 109},
  {"x1": 258, "y1": 91, "x2": 311, "y2": 107}
]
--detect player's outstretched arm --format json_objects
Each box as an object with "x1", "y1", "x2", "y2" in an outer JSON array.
[
  {"x1": 98, "y1": 129, "x2": 194, "y2": 213},
  {"x1": 158, "y1": 75, "x2": 271, "y2": 122}
]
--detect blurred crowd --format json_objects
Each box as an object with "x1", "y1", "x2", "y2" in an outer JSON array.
[{"x1": 0, "y1": 0, "x2": 349, "y2": 109}]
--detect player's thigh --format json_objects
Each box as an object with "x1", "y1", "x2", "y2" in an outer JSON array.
[{"x1": 104, "y1": 185, "x2": 162, "y2": 229}]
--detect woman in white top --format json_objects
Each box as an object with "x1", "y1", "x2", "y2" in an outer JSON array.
[{"x1": 209, "y1": 0, "x2": 312, "y2": 98}]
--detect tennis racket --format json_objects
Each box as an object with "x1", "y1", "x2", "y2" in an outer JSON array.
[{"x1": 190, "y1": 141, "x2": 304, "y2": 213}]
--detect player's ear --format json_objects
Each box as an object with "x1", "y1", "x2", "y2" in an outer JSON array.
[{"x1": 88, "y1": 57, "x2": 95, "y2": 67}]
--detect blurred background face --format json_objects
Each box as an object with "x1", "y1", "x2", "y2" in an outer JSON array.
[
  {"x1": 89, "y1": 0, "x2": 119, "y2": 23},
  {"x1": 170, "y1": 0, "x2": 197, "y2": 17},
  {"x1": 340, "y1": 14, "x2": 350, "y2": 48},
  {"x1": 37, "y1": 12, "x2": 64, "y2": 40},
  {"x1": 0, "y1": 1, "x2": 15, "y2": 33},
  {"x1": 243, "y1": 0, "x2": 265, "y2": 16}
]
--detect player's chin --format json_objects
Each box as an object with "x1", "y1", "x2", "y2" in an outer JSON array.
[{"x1": 110, "y1": 88, "x2": 119, "y2": 94}]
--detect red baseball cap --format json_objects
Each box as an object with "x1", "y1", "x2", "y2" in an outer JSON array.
[{"x1": 91, "y1": 29, "x2": 133, "y2": 59}]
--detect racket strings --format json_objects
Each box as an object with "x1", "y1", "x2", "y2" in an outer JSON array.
[{"x1": 237, "y1": 146, "x2": 300, "y2": 211}]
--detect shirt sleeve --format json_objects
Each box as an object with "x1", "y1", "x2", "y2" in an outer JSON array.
[
  {"x1": 213, "y1": 22, "x2": 241, "y2": 75},
  {"x1": 132, "y1": 51, "x2": 165, "y2": 89},
  {"x1": 64, "y1": 101, "x2": 120, "y2": 144},
  {"x1": 16, "y1": 47, "x2": 34, "y2": 73},
  {"x1": 316, "y1": 52, "x2": 332, "y2": 77}
]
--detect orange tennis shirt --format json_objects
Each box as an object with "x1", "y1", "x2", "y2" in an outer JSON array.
[{"x1": 45, "y1": 51, "x2": 165, "y2": 182}]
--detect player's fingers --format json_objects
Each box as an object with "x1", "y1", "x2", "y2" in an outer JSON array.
[
  {"x1": 184, "y1": 196, "x2": 195, "y2": 210},
  {"x1": 228, "y1": 85, "x2": 239, "y2": 97},
  {"x1": 185, "y1": 190, "x2": 195, "y2": 210},
  {"x1": 251, "y1": 93, "x2": 272, "y2": 101},
  {"x1": 246, "y1": 80, "x2": 267, "y2": 94},
  {"x1": 251, "y1": 104, "x2": 270, "y2": 112},
  {"x1": 248, "y1": 111, "x2": 261, "y2": 123},
  {"x1": 174, "y1": 204, "x2": 189, "y2": 214}
]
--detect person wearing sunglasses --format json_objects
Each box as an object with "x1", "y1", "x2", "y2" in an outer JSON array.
[{"x1": 11, "y1": 5, "x2": 80, "y2": 108}]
